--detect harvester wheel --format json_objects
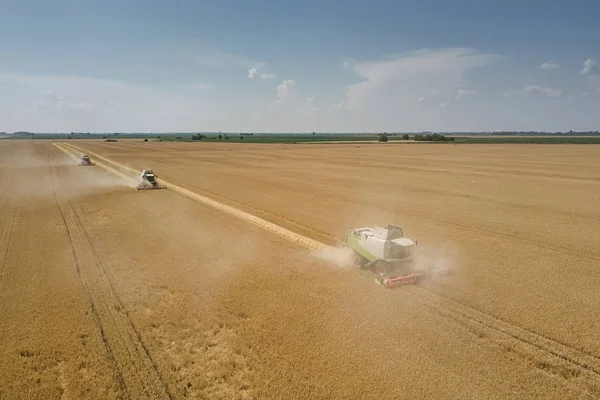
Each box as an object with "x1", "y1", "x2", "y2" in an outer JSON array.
[
  {"x1": 353, "y1": 252, "x2": 368, "y2": 269},
  {"x1": 374, "y1": 260, "x2": 388, "y2": 275}
]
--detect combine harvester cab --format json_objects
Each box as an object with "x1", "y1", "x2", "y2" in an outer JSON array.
[
  {"x1": 79, "y1": 155, "x2": 96, "y2": 166},
  {"x1": 136, "y1": 169, "x2": 167, "y2": 190},
  {"x1": 345, "y1": 224, "x2": 452, "y2": 288}
]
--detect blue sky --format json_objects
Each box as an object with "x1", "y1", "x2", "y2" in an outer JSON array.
[{"x1": 0, "y1": 0, "x2": 598, "y2": 133}]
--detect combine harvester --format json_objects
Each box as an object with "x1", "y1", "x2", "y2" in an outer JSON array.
[
  {"x1": 78, "y1": 154, "x2": 96, "y2": 166},
  {"x1": 136, "y1": 169, "x2": 167, "y2": 190},
  {"x1": 345, "y1": 224, "x2": 452, "y2": 288}
]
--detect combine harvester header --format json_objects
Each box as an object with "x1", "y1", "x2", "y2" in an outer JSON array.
[{"x1": 345, "y1": 224, "x2": 452, "y2": 288}]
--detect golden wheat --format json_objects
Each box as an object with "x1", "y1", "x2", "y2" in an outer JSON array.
[{"x1": 1, "y1": 140, "x2": 599, "y2": 399}]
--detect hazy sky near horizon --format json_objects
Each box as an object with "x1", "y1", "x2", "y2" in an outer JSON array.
[{"x1": 1, "y1": 0, "x2": 599, "y2": 133}]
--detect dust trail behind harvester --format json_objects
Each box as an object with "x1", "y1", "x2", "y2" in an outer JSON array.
[
  {"x1": 309, "y1": 246, "x2": 355, "y2": 268},
  {"x1": 53, "y1": 143, "x2": 139, "y2": 193},
  {"x1": 61, "y1": 142, "x2": 341, "y2": 255},
  {"x1": 58, "y1": 142, "x2": 461, "y2": 278},
  {"x1": 0, "y1": 143, "x2": 139, "y2": 202}
]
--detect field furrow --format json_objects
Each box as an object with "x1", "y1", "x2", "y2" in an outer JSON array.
[
  {"x1": 0, "y1": 199, "x2": 16, "y2": 283},
  {"x1": 406, "y1": 286, "x2": 600, "y2": 395},
  {"x1": 48, "y1": 153, "x2": 172, "y2": 399}
]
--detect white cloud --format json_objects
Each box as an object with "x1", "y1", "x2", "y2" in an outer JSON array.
[
  {"x1": 581, "y1": 59, "x2": 600, "y2": 92},
  {"x1": 344, "y1": 48, "x2": 498, "y2": 111},
  {"x1": 0, "y1": 71, "x2": 215, "y2": 132},
  {"x1": 581, "y1": 58, "x2": 598, "y2": 76},
  {"x1": 540, "y1": 61, "x2": 559, "y2": 70},
  {"x1": 39, "y1": 88, "x2": 97, "y2": 110},
  {"x1": 525, "y1": 85, "x2": 563, "y2": 98},
  {"x1": 248, "y1": 68, "x2": 258, "y2": 79},
  {"x1": 3, "y1": 46, "x2": 600, "y2": 133},
  {"x1": 260, "y1": 73, "x2": 276, "y2": 80},
  {"x1": 41, "y1": 89, "x2": 63, "y2": 103},
  {"x1": 276, "y1": 80, "x2": 296, "y2": 104},
  {"x1": 248, "y1": 68, "x2": 275, "y2": 80},
  {"x1": 455, "y1": 90, "x2": 476, "y2": 99}
]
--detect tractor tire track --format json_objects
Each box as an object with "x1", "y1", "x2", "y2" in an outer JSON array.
[
  {"x1": 48, "y1": 151, "x2": 171, "y2": 400},
  {"x1": 48, "y1": 156, "x2": 129, "y2": 399},
  {"x1": 403, "y1": 285, "x2": 600, "y2": 396},
  {"x1": 0, "y1": 180, "x2": 17, "y2": 284},
  {"x1": 68, "y1": 199, "x2": 172, "y2": 400},
  {"x1": 62, "y1": 142, "x2": 600, "y2": 396}
]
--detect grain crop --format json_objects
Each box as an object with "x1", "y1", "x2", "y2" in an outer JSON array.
[{"x1": 1, "y1": 140, "x2": 599, "y2": 399}]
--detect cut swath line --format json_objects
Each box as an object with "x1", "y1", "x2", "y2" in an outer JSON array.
[
  {"x1": 60, "y1": 142, "x2": 329, "y2": 252},
  {"x1": 52, "y1": 143, "x2": 137, "y2": 187}
]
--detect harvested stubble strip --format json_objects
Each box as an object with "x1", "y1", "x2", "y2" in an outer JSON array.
[{"x1": 61, "y1": 142, "x2": 329, "y2": 252}]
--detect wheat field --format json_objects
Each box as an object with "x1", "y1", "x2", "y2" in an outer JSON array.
[{"x1": 1, "y1": 140, "x2": 599, "y2": 399}]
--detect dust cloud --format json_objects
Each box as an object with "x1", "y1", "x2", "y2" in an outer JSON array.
[
  {"x1": 3, "y1": 148, "x2": 138, "y2": 201},
  {"x1": 309, "y1": 241, "x2": 460, "y2": 281},
  {"x1": 324, "y1": 193, "x2": 461, "y2": 280},
  {"x1": 413, "y1": 244, "x2": 460, "y2": 278},
  {"x1": 309, "y1": 246, "x2": 355, "y2": 268}
]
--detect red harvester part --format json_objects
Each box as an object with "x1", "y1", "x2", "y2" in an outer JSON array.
[
  {"x1": 380, "y1": 272, "x2": 425, "y2": 288},
  {"x1": 375, "y1": 264, "x2": 454, "y2": 289}
]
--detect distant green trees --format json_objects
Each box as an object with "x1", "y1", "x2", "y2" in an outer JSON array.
[
  {"x1": 414, "y1": 134, "x2": 454, "y2": 142},
  {"x1": 402, "y1": 134, "x2": 409, "y2": 140},
  {"x1": 192, "y1": 134, "x2": 205, "y2": 140},
  {"x1": 378, "y1": 133, "x2": 388, "y2": 142}
]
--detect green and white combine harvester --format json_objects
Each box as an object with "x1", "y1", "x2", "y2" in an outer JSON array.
[
  {"x1": 345, "y1": 224, "x2": 452, "y2": 288},
  {"x1": 79, "y1": 154, "x2": 96, "y2": 166},
  {"x1": 136, "y1": 169, "x2": 167, "y2": 190}
]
